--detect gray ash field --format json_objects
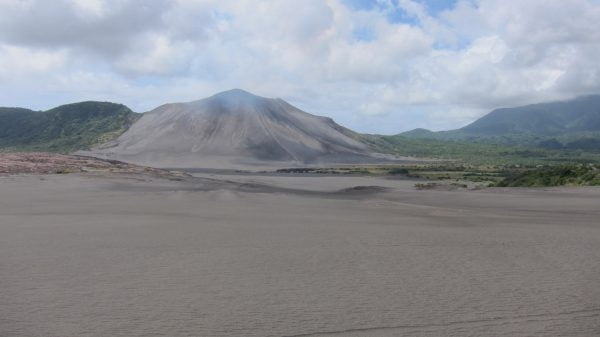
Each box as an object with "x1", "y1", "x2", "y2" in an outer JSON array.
[{"x1": 1, "y1": 171, "x2": 599, "y2": 337}]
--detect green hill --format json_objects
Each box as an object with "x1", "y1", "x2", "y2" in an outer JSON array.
[
  {"x1": 0, "y1": 101, "x2": 141, "y2": 153},
  {"x1": 401, "y1": 95, "x2": 600, "y2": 151},
  {"x1": 461, "y1": 95, "x2": 600, "y2": 135}
]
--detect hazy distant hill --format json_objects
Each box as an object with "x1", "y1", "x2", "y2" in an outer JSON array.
[
  {"x1": 401, "y1": 95, "x2": 600, "y2": 151},
  {"x1": 0, "y1": 102, "x2": 140, "y2": 153},
  {"x1": 460, "y1": 95, "x2": 600, "y2": 135},
  {"x1": 87, "y1": 89, "x2": 376, "y2": 168}
]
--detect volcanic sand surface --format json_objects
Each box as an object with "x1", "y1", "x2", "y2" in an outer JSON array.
[{"x1": 1, "y1": 172, "x2": 599, "y2": 337}]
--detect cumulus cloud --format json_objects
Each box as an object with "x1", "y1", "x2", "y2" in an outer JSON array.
[
  {"x1": 0, "y1": 0, "x2": 599, "y2": 132},
  {"x1": 0, "y1": 0, "x2": 174, "y2": 55}
]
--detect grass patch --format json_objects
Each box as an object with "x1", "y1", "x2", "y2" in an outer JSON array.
[{"x1": 497, "y1": 164, "x2": 600, "y2": 187}]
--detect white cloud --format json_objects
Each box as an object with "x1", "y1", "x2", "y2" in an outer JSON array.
[
  {"x1": 0, "y1": 0, "x2": 599, "y2": 132},
  {"x1": 69, "y1": 0, "x2": 107, "y2": 18},
  {"x1": 115, "y1": 34, "x2": 197, "y2": 75},
  {"x1": 0, "y1": 44, "x2": 68, "y2": 80}
]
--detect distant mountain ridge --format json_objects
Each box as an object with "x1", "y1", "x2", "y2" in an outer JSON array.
[
  {"x1": 401, "y1": 95, "x2": 600, "y2": 151},
  {"x1": 3, "y1": 92, "x2": 598, "y2": 167},
  {"x1": 0, "y1": 101, "x2": 140, "y2": 153},
  {"x1": 461, "y1": 95, "x2": 600, "y2": 135},
  {"x1": 86, "y1": 89, "x2": 378, "y2": 168}
]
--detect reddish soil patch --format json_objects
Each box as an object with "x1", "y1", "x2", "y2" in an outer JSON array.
[{"x1": 0, "y1": 152, "x2": 166, "y2": 175}]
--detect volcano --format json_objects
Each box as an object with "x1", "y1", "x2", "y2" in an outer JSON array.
[{"x1": 89, "y1": 89, "x2": 377, "y2": 168}]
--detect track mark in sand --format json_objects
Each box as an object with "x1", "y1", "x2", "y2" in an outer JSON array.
[{"x1": 282, "y1": 308, "x2": 600, "y2": 337}]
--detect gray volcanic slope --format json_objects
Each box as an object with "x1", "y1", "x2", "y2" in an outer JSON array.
[{"x1": 90, "y1": 89, "x2": 375, "y2": 168}]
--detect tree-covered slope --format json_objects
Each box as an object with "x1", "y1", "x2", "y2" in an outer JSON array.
[
  {"x1": 400, "y1": 95, "x2": 600, "y2": 151},
  {"x1": 0, "y1": 101, "x2": 141, "y2": 153},
  {"x1": 461, "y1": 95, "x2": 600, "y2": 136}
]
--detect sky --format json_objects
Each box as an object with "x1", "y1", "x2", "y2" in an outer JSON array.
[{"x1": 1, "y1": 0, "x2": 600, "y2": 134}]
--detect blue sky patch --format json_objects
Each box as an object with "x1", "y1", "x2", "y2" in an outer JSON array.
[
  {"x1": 418, "y1": 0, "x2": 457, "y2": 15},
  {"x1": 342, "y1": 0, "x2": 457, "y2": 18},
  {"x1": 352, "y1": 26, "x2": 376, "y2": 42}
]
